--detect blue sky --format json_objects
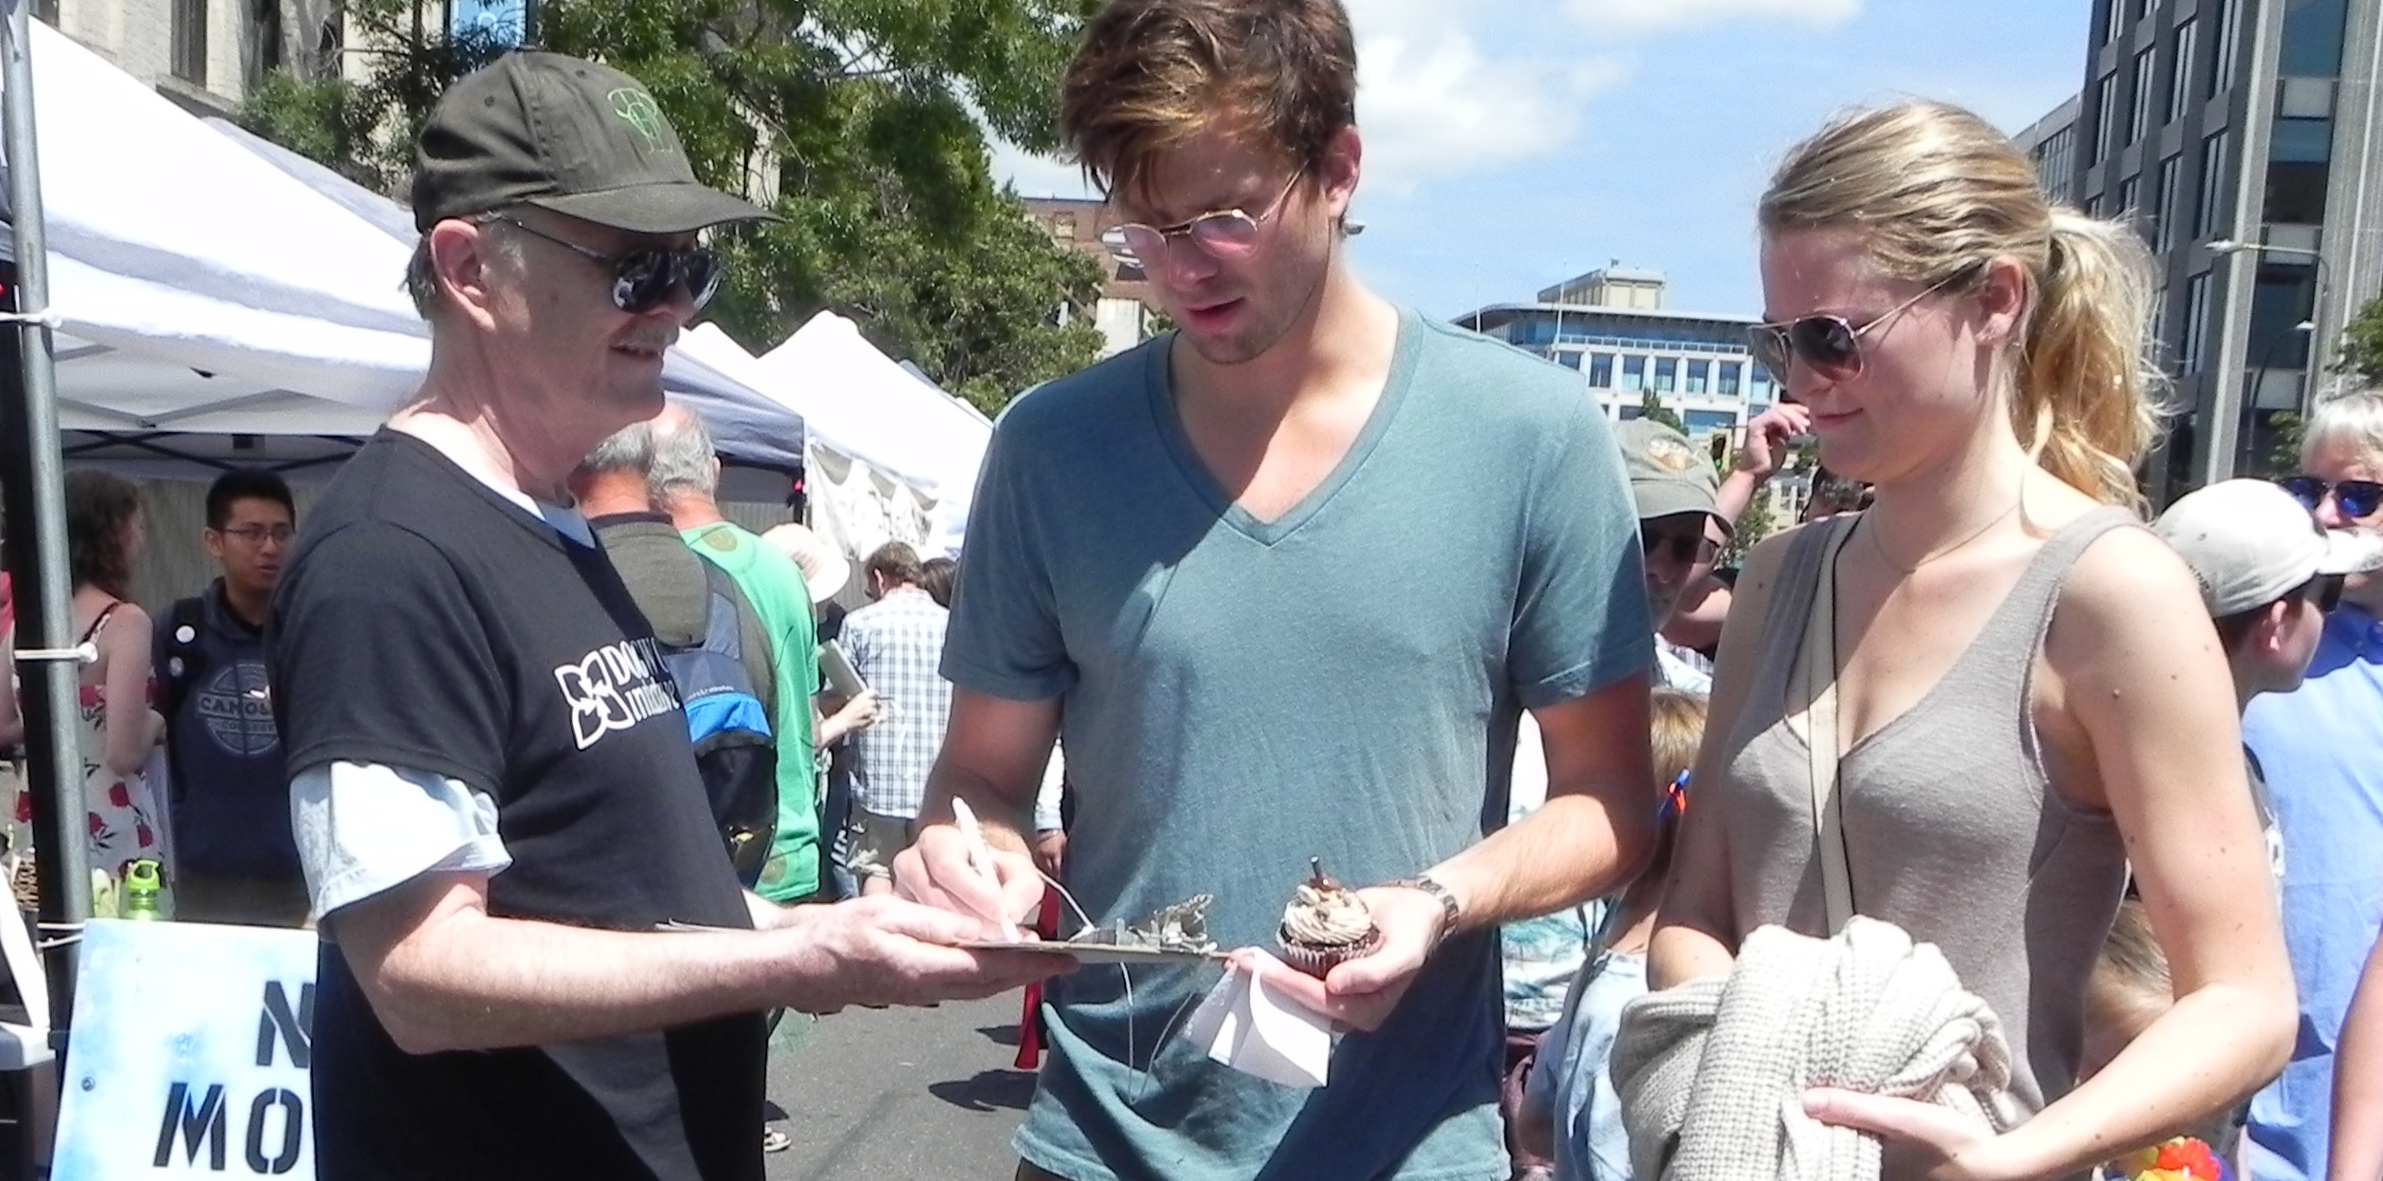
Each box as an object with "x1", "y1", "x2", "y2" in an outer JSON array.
[{"x1": 994, "y1": 0, "x2": 2094, "y2": 323}]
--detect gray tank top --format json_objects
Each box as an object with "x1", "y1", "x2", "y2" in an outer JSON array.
[{"x1": 1715, "y1": 508, "x2": 2134, "y2": 1110}]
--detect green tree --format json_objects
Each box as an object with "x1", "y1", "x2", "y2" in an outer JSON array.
[
  {"x1": 1721, "y1": 489, "x2": 1775, "y2": 568},
  {"x1": 1637, "y1": 387, "x2": 1686, "y2": 433},
  {"x1": 240, "y1": 0, "x2": 1106, "y2": 414},
  {"x1": 2339, "y1": 292, "x2": 2383, "y2": 387}
]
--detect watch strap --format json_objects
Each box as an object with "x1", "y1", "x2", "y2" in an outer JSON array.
[{"x1": 1386, "y1": 873, "x2": 1461, "y2": 939}]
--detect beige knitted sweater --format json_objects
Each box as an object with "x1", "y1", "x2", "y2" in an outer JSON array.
[{"x1": 1611, "y1": 918, "x2": 2027, "y2": 1181}]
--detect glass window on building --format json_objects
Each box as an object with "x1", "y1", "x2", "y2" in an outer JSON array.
[
  {"x1": 2168, "y1": 18, "x2": 2197, "y2": 123},
  {"x1": 2180, "y1": 273, "x2": 2211, "y2": 375},
  {"x1": 1686, "y1": 359, "x2": 1711, "y2": 395},
  {"x1": 2265, "y1": 117, "x2": 2333, "y2": 225},
  {"x1": 1621, "y1": 355, "x2": 1646, "y2": 391},
  {"x1": 1685, "y1": 410, "x2": 1737, "y2": 437},
  {"x1": 1750, "y1": 368, "x2": 1775, "y2": 403},
  {"x1": 1718, "y1": 361, "x2": 1744, "y2": 398},
  {"x1": 1588, "y1": 353, "x2": 1615, "y2": 387},
  {"x1": 2103, "y1": 0, "x2": 2125, "y2": 45},
  {"x1": 1654, "y1": 357, "x2": 1678, "y2": 393},
  {"x1": 2129, "y1": 48, "x2": 2155, "y2": 144},
  {"x1": 1558, "y1": 351, "x2": 1583, "y2": 370},
  {"x1": 2117, "y1": 175, "x2": 2139, "y2": 224},
  {"x1": 2091, "y1": 72, "x2": 2118, "y2": 165},
  {"x1": 2211, "y1": 0, "x2": 2241, "y2": 96},
  {"x1": 2194, "y1": 131, "x2": 2228, "y2": 239},
  {"x1": 2154, "y1": 154, "x2": 2182, "y2": 251},
  {"x1": 2279, "y1": 0, "x2": 2348, "y2": 77},
  {"x1": 2250, "y1": 265, "x2": 2318, "y2": 371}
]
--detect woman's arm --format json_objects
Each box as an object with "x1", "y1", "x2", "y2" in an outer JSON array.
[
  {"x1": 97, "y1": 603, "x2": 159, "y2": 777},
  {"x1": 1809, "y1": 529, "x2": 2294, "y2": 1181},
  {"x1": 2330, "y1": 937, "x2": 2383, "y2": 1181},
  {"x1": 1648, "y1": 525, "x2": 1799, "y2": 989}
]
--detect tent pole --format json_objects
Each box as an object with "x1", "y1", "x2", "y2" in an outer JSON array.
[{"x1": 0, "y1": 0, "x2": 94, "y2": 1028}]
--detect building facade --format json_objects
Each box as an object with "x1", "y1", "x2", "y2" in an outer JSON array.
[
  {"x1": 1022, "y1": 196, "x2": 1158, "y2": 358},
  {"x1": 44, "y1": 0, "x2": 339, "y2": 118},
  {"x1": 2055, "y1": 0, "x2": 2383, "y2": 496},
  {"x1": 1455, "y1": 267, "x2": 1779, "y2": 439}
]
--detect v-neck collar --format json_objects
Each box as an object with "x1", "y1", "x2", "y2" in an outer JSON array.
[{"x1": 1142, "y1": 310, "x2": 1417, "y2": 547}]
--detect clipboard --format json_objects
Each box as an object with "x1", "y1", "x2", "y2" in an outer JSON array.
[{"x1": 820, "y1": 640, "x2": 869, "y2": 698}]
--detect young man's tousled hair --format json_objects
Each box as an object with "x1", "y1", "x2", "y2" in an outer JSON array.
[{"x1": 1059, "y1": 0, "x2": 1358, "y2": 205}]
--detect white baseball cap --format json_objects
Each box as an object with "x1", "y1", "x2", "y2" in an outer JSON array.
[
  {"x1": 2153, "y1": 479, "x2": 2383, "y2": 616},
  {"x1": 760, "y1": 523, "x2": 850, "y2": 604}
]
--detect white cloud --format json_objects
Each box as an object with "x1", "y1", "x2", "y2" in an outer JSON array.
[
  {"x1": 1349, "y1": 0, "x2": 1627, "y2": 193},
  {"x1": 1564, "y1": 0, "x2": 1861, "y2": 36},
  {"x1": 989, "y1": 138, "x2": 1095, "y2": 202}
]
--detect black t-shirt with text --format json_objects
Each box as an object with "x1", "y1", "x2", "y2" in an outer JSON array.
[{"x1": 270, "y1": 431, "x2": 763, "y2": 1181}]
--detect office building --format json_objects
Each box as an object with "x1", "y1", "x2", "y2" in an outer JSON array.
[
  {"x1": 2053, "y1": 0, "x2": 2383, "y2": 495},
  {"x1": 1455, "y1": 267, "x2": 1778, "y2": 438},
  {"x1": 1022, "y1": 196, "x2": 1159, "y2": 357}
]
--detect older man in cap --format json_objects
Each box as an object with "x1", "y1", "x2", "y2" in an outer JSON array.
[
  {"x1": 1613, "y1": 419, "x2": 1732, "y2": 693},
  {"x1": 269, "y1": 52, "x2": 1054, "y2": 1180}
]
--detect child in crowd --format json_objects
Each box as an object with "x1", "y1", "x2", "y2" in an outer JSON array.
[{"x1": 1515, "y1": 688, "x2": 1707, "y2": 1181}]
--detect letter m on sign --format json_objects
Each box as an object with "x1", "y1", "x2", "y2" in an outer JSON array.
[
  {"x1": 152, "y1": 1082, "x2": 228, "y2": 1169},
  {"x1": 256, "y1": 980, "x2": 314, "y2": 1069}
]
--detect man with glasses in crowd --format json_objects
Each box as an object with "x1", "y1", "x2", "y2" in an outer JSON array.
[
  {"x1": 155, "y1": 469, "x2": 305, "y2": 925},
  {"x1": 2241, "y1": 387, "x2": 2383, "y2": 1181},
  {"x1": 892, "y1": 2, "x2": 1656, "y2": 1178},
  {"x1": 268, "y1": 52, "x2": 1055, "y2": 1180},
  {"x1": 1615, "y1": 419, "x2": 1733, "y2": 693}
]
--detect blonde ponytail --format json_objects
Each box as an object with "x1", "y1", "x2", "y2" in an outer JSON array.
[{"x1": 1761, "y1": 101, "x2": 2169, "y2": 510}]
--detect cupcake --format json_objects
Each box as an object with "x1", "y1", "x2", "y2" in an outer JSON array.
[{"x1": 1276, "y1": 859, "x2": 1381, "y2": 977}]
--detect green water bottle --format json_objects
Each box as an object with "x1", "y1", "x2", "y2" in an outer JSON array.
[{"x1": 121, "y1": 860, "x2": 163, "y2": 921}]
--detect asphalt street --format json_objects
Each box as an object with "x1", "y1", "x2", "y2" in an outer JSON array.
[{"x1": 763, "y1": 992, "x2": 1040, "y2": 1180}]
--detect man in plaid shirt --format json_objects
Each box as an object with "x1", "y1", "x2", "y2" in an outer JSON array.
[{"x1": 840, "y1": 542, "x2": 954, "y2": 895}]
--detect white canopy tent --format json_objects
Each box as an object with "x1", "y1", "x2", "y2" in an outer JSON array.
[
  {"x1": 756, "y1": 311, "x2": 994, "y2": 558},
  {"x1": 13, "y1": 18, "x2": 803, "y2": 469}
]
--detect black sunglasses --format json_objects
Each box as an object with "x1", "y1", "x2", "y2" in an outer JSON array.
[
  {"x1": 2280, "y1": 475, "x2": 2383, "y2": 521},
  {"x1": 1747, "y1": 263, "x2": 1983, "y2": 388},
  {"x1": 486, "y1": 213, "x2": 723, "y2": 314},
  {"x1": 2305, "y1": 573, "x2": 2348, "y2": 614},
  {"x1": 1642, "y1": 531, "x2": 1720, "y2": 565}
]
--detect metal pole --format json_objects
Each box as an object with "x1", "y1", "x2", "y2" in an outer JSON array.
[{"x1": 1, "y1": 0, "x2": 94, "y2": 1025}]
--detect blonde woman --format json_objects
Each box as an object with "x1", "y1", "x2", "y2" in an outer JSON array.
[{"x1": 1650, "y1": 101, "x2": 2291, "y2": 1179}]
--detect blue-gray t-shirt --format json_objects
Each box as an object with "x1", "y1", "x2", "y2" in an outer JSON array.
[{"x1": 946, "y1": 310, "x2": 1651, "y2": 1181}]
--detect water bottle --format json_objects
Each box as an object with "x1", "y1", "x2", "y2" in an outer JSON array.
[{"x1": 121, "y1": 860, "x2": 163, "y2": 921}]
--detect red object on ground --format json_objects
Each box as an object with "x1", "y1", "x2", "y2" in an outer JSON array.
[{"x1": 1014, "y1": 882, "x2": 1062, "y2": 1070}]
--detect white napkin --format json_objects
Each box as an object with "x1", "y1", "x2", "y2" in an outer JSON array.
[{"x1": 1181, "y1": 953, "x2": 1339, "y2": 1088}]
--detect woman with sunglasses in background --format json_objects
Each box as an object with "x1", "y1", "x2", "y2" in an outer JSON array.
[
  {"x1": 1647, "y1": 100, "x2": 2292, "y2": 1181},
  {"x1": 2243, "y1": 387, "x2": 2383, "y2": 1181}
]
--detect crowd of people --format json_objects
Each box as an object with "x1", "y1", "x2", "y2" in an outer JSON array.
[{"x1": 5, "y1": 1, "x2": 2383, "y2": 1180}]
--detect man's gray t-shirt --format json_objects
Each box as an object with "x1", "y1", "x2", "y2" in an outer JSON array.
[{"x1": 946, "y1": 310, "x2": 1651, "y2": 1181}]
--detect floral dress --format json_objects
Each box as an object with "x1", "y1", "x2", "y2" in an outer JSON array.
[{"x1": 16, "y1": 602, "x2": 166, "y2": 881}]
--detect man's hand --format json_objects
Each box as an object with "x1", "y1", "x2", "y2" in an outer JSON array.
[
  {"x1": 1031, "y1": 829, "x2": 1068, "y2": 880},
  {"x1": 1234, "y1": 884, "x2": 1449, "y2": 1032},
  {"x1": 774, "y1": 894, "x2": 1068, "y2": 1014},
  {"x1": 1732, "y1": 403, "x2": 1812, "y2": 481},
  {"x1": 891, "y1": 821, "x2": 1047, "y2": 929}
]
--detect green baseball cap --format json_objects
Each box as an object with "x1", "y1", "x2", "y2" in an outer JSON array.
[
  {"x1": 1615, "y1": 418, "x2": 1729, "y2": 534},
  {"x1": 411, "y1": 51, "x2": 773, "y2": 235}
]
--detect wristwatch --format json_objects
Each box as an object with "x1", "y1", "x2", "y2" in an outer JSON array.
[{"x1": 1384, "y1": 873, "x2": 1461, "y2": 942}]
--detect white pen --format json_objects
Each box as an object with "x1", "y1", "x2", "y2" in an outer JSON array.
[{"x1": 948, "y1": 798, "x2": 1014, "y2": 934}]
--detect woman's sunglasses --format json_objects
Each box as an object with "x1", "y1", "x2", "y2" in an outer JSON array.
[
  {"x1": 2279, "y1": 475, "x2": 2383, "y2": 521},
  {"x1": 487, "y1": 213, "x2": 724, "y2": 314},
  {"x1": 1642, "y1": 531, "x2": 1721, "y2": 566},
  {"x1": 1746, "y1": 263, "x2": 1983, "y2": 388},
  {"x1": 1114, "y1": 171, "x2": 1304, "y2": 264}
]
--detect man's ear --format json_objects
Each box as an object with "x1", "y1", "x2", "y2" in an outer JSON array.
[
  {"x1": 1316, "y1": 125, "x2": 1362, "y2": 225},
  {"x1": 428, "y1": 218, "x2": 502, "y2": 328},
  {"x1": 2252, "y1": 598, "x2": 2296, "y2": 656}
]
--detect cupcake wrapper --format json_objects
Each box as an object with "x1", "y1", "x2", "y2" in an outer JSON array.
[{"x1": 1277, "y1": 926, "x2": 1382, "y2": 978}]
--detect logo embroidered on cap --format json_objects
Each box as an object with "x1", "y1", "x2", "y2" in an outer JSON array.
[
  {"x1": 1645, "y1": 435, "x2": 1699, "y2": 473},
  {"x1": 608, "y1": 87, "x2": 670, "y2": 152}
]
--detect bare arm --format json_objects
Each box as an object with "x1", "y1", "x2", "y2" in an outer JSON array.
[
  {"x1": 334, "y1": 869, "x2": 1061, "y2": 1055},
  {"x1": 1649, "y1": 526, "x2": 1797, "y2": 989},
  {"x1": 98, "y1": 604, "x2": 159, "y2": 777},
  {"x1": 1809, "y1": 530, "x2": 2294, "y2": 1181},
  {"x1": 2332, "y1": 938, "x2": 2383, "y2": 1181},
  {"x1": 891, "y1": 689, "x2": 1060, "y2": 925}
]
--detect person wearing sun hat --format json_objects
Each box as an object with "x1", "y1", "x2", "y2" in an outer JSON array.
[
  {"x1": 1614, "y1": 418, "x2": 1731, "y2": 694},
  {"x1": 268, "y1": 51, "x2": 1058, "y2": 1181}
]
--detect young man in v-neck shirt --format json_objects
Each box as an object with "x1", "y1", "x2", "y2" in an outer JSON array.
[{"x1": 891, "y1": 3, "x2": 1657, "y2": 1178}]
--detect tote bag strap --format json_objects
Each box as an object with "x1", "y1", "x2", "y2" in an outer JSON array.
[{"x1": 1802, "y1": 516, "x2": 1859, "y2": 933}]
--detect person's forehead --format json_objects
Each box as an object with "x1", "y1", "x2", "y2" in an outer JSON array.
[
  {"x1": 220, "y1": 496, "x2": 292, "y2": 523},
  {"x1": 2310, "y1": 438, "x2": 2381, "y2": 482},
  {"x1": 1114, "y1": 131, "x2": 1283, "y2": 223},
  {"x1": 1758, "y1": 227, "x2": 1892, "y2": 318}
]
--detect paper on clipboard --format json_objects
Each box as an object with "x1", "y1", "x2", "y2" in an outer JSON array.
[{"x1": 820, "y1": 640, "x2": 869, "y2": 698}]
